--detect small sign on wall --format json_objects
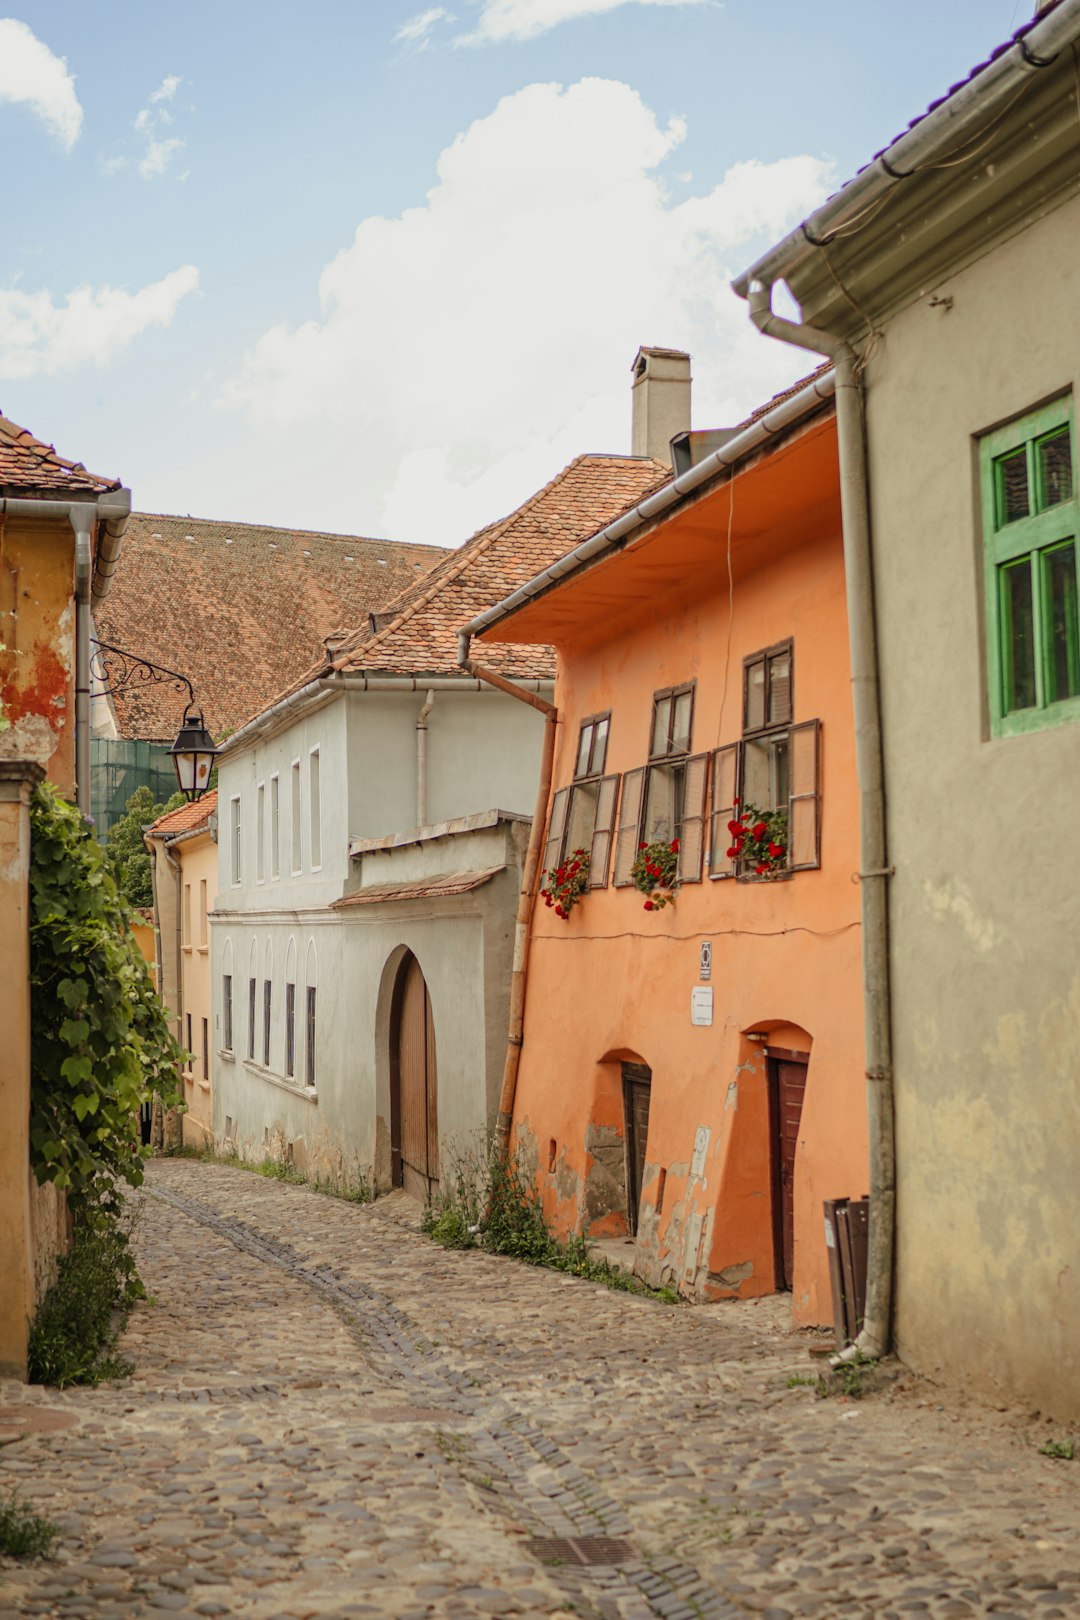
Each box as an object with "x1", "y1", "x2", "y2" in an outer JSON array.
[
  {"x1": 699, "y1": 940, "x2": 712, "y2": 981},
  {"x1": 691, "y1": 986, "x2": 713, "y2": 1026},
  {"x1": 691, "y1": 1125, "x2": 710, "y2": 1179}
]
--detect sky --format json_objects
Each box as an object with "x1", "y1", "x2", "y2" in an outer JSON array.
[{"x1": 2, "y1": 0, "x2": 1029, "y2": 546}]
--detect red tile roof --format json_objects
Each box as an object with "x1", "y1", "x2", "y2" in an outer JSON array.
[
  {"x1": 146, "y1": 788, "x2": 218, "y2": 838},
  {"x1": 94, "y1": 514, "x2": 447, "y2": 742},
  {"x1": 0, "y1": 413, "x2": 121, "y2": 496}
]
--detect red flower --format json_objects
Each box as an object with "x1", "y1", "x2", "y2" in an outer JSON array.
[
  {"x1": 639, "y1": 841, "x2": 647, "y2": 851},
  {"x1": 768, "y1": 842, "x2": 784, "y2": 858},
  {"x1": 755, "y1": 863, "x2": 768, "y2": 875},
  {"x1": 555, "y1": 905, "x2": 565, "y2": 918},
  {"x1": 725, "y1": 844, "x2": 739, "y2": 858},
  {"x1": 752, "y1": 821, "x2": 768, "y2": 841},
  {"x1": 726, "y1": 820, "x2": 741, "y2": 835},
  {"x1": 733, "y1": 797, "x2": 741, "y2": 806},
  {"x1": 643, "y1": 900, "x2": 654, "y2": 911},
  {"x1": 671, "y1": 839, "x2": 679, "y2": 853}
]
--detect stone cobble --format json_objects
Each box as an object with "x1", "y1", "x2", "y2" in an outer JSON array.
[{"x1": 2, "y1": 1159, "x2": 1078, "y2": 1620}]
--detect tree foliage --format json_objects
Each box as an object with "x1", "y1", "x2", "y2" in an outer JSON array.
[
  {"x1": 103, "y1": 784, "x2": 184, "y2": 909},
  {"x1": 29, "y1": 783, "x2": 185, "y2": 1199}
]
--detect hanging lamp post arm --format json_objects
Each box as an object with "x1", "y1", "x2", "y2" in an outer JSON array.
[{"x1": 90, "y1": 640, "x2": 196, "y2": 706}]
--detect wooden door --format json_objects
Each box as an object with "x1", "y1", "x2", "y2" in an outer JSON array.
[
  {"x1": 621, "y1": 1061, "x2": 652, "y2": 1237},
  {"x1": 391, "y1": 953, "x2": 439, "y2": 1202},
  {"x1": 767, "y1": 1049, "x2": 808, "y2": 1290}
]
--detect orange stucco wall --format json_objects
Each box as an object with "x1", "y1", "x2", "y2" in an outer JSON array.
[
  {"x1": 501, "y1": 439, "x2": 867, "y2": 1325},
  {"x1": 0, "y1": 515, "x2": 77, "y2": 797}
]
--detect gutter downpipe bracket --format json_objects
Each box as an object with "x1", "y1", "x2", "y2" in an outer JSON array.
[{"x1": 745, "y1": 280, "x2": 895, "y2": 1366}]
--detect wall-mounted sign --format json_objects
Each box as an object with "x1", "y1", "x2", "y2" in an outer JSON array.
[
  {"x1": 699, "y1": 940, "x2": 712, "y2": 981},
  {"x1": 691, "y1": 1125, "x2": 711, "y2": 1179},
  {"x1": 691, "y1": 986, "x2": 713, "y2": 1026}
]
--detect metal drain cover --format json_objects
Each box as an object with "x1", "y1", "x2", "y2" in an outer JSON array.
[{"x1": 526, "y1": 1534, "x2": 636, "y2": 1567}]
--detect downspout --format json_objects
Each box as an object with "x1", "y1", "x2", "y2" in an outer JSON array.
[
  {"x1": 70, "y1": 504, "x2": 97, "y2": 817},
  {"x1": 745, "y1": 282, "x2": 894, "y2": 1362},
  {"x1": 458, "y1": 630, "x2": 557, "y2": 1159},
  {"x1": 415, "y1": 690, "x2": 435, "y2": 825}
]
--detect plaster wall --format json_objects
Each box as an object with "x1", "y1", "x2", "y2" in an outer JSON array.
[
  {"x1": 505, "y1": 520, "x2": 867, "y2": 1323},
  {"x1": 863, "y1": 189, "x2": 1080, "y2": 1417},
  {"x1": 177, "y1": 832, "x2": 217, "y2": 1146},
  {"x1": 0, "y1": 514, "x2": 76, "y2": 795}
]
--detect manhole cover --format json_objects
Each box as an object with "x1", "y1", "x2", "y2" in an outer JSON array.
[
  {"x1": 526, "y1": 1534, "x2": 635, "y2": 1567},
  {"x1": 0, "y1": 1406, "x2": 77, "y2": 1439}
]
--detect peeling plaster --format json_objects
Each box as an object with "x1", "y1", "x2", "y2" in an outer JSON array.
[
  {"x1": 712, "y1": 1260, "x2": 753, "y2": 1288},
  {"x1": 724, "y1": 1080, "x2": 739, "y2": 1111}
]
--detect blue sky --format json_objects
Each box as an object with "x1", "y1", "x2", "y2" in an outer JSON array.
[{"x1": 3, "y1": 0, "x2": 1027, "y2": 543}]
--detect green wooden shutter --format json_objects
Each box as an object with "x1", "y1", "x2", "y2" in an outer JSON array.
[
  {"x1": 612, "y1": 767, "x2": 646, "y2": 887},
  {"x1": 677, "y1": 752, "x2": 709, "y2": 883},
  {"x1": 588, "y1": 774, "x2": 619, "y2": 889},
  {"x1": 788, "y1": 720, "x2": 820, "y2": 871}
]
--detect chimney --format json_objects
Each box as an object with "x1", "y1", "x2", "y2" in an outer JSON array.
[{"x1": 631, "y1": 346, "x2": 691, "y2": 464}]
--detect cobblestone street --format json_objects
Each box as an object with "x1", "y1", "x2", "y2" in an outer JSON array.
[{"x1": 3, "y1": 1159, "x2": 1079, "y2": 1620}]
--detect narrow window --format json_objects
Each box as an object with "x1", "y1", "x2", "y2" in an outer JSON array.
[
  {"x1": 543, "y1": 713, "x2": 618, "y2": 891},
  {"x1": 198, "y1": 878, "x2": 208, "y2": 947},
  {"x1": 230, "y1": 795, "x2": 242, "y2": 885},
  {"x1": 257, "y1": 782, "x2": 265, "y2": 882},
  {"x1": 182, "y1": 882, "x2": 192, "y2": 946},
  {"x1": 247, "y1": 977, "x2": 256, "y2": 1060},
  {"x1": 263, "y1": 980, "x2": 272, "y2": 1068},
  {"x1": 270, "y1": 775, "x2": 280, "y2": 880},
  {"x1": 223, "y1": 974, "x2": 233, "y2": 1052},
  {"x1": 639, "y1": 682, "x2": 707, "y2": 883},
  {"x1": 202, "y1": 1017, "x2": 209, "y2": 1080},
  {"x1": 291, "y1": 760, "x2": 302, "y2": 872},
  {"x1": 982, "y1": 400, "x2": 1080, "y2": 735},
  {"x1": 185, "y1": 1012, "x2": 193, "y2": 1069},
  {"x1": 309, "y1": 749, "x2": 321, "y2": 869},
  {"x1": 285, "y1": 981, "x2": 296, "y2": 1077},
  {"x1": 305, "y1": 986, "x2": 317, "y2": 1088}
]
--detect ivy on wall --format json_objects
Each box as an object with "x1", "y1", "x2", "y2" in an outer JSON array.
[{"x1": 28, "y1": 782, "x2": 185, "y2": 1200}]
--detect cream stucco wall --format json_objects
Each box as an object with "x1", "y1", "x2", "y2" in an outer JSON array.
[
  {"x1": 177, "y1": 831, "x2": 217, "y2": 1147},
  {"x1": 864, "y1": 190, "x2": 1080, "y2": 1417}
]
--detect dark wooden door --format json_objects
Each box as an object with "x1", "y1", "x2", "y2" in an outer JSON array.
[
  {"x1": 392, "y1": 953, "x2": 439, "y2": 1202},
  {"x1": 767, "y1": 1050, "x2": 808, "y2": 1290},
  {"x1": 622, "y1": 1061, "x2": 652, "y2": 1236}
]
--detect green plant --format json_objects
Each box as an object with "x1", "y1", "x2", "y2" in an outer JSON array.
[
  {"x1": 0, "y1": 1490, "x2": 57, "y2": 1559},
  {"x1": 631, "y1": 838, "x2": 679, "y2": 910},
  {"x1": 786, "y1": 1373, "x2": 816, "y2": 1388},
  {"x1": 29, "y1": 782, "x2": 185, "y2": 1199},
  {"x1": 539, "y1": 847, "x2": 590, "y2": 920},
  {"x1": 103, "y1": 784, "x2": 184, "y2": 908},
  {"x1": 28, "y1": 1189, "x2": 142, "y2": 1387},
  {"x1": 723, "y1": 799, "x2": 788, "y2": 877},
  {"x1": 1040, "y1": 1438, "x2": 1076, "y2": 1460},
  {"x1": 815, "y1": 1350, "x2": 876, "y2": 1401}
]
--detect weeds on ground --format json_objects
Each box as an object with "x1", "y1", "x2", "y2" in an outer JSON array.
[
  {"x1": 164, "y1": 1142, "x2": 374, "y2": 1204},
  {"x1": 0, "y1": 1490, "x2": 57, "y2": 1559},
  {"x1": 423, "y1": 1139, "x2": 679, "y2": 1303},
  {"x1": 28, "y1": 1187, "x2": 141, "y2": 1388},
  {"x1": 786, "y1": 1373, "x2": 816, "y2": 1389},
  {"x1": 1039, "y1": 1438, "x2": 1076, "y2": 1460},
  {"x1": 815, "y1": 1348, "x2": 877, "y2": 1401}
]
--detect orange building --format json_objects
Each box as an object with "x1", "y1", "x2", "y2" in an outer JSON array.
[{"x1": 466, "y1": 369, "x2": 867, "y2": 1323}]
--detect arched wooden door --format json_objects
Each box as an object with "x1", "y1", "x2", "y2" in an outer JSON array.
[
  {"x1": 390, "y1": 952, "x2": 439, "y2": 1202},
  {"x1": 766, "y1": 1047, "x2": 808, "y2": 1291}
]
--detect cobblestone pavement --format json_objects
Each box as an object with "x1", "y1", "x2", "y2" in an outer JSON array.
[{"x1": 3, "y1": 1160, "x2": 1079, "y2": 1620}]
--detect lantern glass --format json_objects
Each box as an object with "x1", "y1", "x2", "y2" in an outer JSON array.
[{"x1": 170, "y1": 706, "x2": 217, "y2": 802}]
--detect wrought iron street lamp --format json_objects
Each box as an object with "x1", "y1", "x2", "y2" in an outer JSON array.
[{"x1": 90, "y1": 640, "x2": 218, "y2": 803}]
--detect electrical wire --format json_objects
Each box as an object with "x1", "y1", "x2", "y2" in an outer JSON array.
[{"x1": 532, "y1": 920, "x2": 861, "y2": 944}]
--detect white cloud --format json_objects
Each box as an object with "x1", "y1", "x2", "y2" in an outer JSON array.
[
  {"x1": 395, "y1": 7, "x2": 454, "y2": 45},
  {"x1": 0, "y1": 266, "x2": 200, "y2": 378},
  {"x1": 0, "y1": 19, "x2": 82, "y2": 150},
  {"x1": 459, "y1": 0, "x2": 710, "y2": 43},
  {"x1": 218, "y1": 78, "x2": 831, "y2": 544},
  {"x1": 105, "y1": 74, "x2": 187, "y2": 180}
]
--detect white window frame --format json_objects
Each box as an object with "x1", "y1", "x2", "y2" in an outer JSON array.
[
  {"x1": 230, "y1": 795, "x2": 242, "y2": 886},
  {"x1": 270, "y1": 774, "x2": 280, "y2": 881},
  {"x1": 308, "y1": 747, "x2": 322, "y2": 871},
  {"x1": 291, "y1": 758, "x2": 302, "y2": 874},
  {"x1": 256, "y1": 780, "x2": 265, "y2": 884}
]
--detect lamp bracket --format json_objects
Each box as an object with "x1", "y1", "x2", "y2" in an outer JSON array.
[{"x1": 90, "y1": 640, "x2": 195, "y2": 706}]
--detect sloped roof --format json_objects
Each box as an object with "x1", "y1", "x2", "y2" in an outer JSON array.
[
  {"x1": 146, "y1": 788, "x2": 218, "y2": 839},
  {"x1": 0, "y1": 413, "x2": 121, "y2": 496},
  {"x1": 94, "y1": 514, "x2": 447, "y2": 742},
  {"x1": 331, "y1": 868, "x2": 502, "y2": 908}
]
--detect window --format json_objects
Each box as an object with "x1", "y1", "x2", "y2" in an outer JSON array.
[
  {"x1": 613, "y1": 683, "x2": 707, "y2": 886},
  {"x1": 182, "y1": 882, "x2": 192, "y2": 947},
  {"x1": 247, "y1": 977, "x2": 256, "y2": 1060},
  {"x1": 709, "y1": 641, "x2": 820, "y2": 879},
  {"x1": 257, "y1": 782, "x2": 265, "y2": 882},
  {"x1": 305, "y1": 986, "x2": 317, "y2": 1088},
  {"x1": 202, "y1": 1017, "x2": 209, "y2": 1080},
  {"x1": 285, "y1": 981, "x2": 296, "y2": 1077},
  {"x1": 230, "y1": 795, "x2": 242, "y2": 885},
  {"x1": 270, "y1": 775, "x2": 280, "y2": 880},
  {"x1": 198, "y1": 879, "x2": 208, "y2": 947},
  {"x1": 185, "y1": 1012, "x2": 193, "y2": 1069},
  {"x1": 223, "y1": 974, "x2": 233, "y2": 1052},
  {"x1": 542, "y1": 714, "x2": 618, "y2": 890},
  {"x1": 309, "y1": 749, "x2": 322, "y2": 869},
  {"x1": 291, "y1": 760, "x2": 302, "y2": 872},
  {"x1": 981, "y1": 399, "x2": 1079, "y2": 736},
  {"x1": 263, "y1": 979, "x2": 272, "y2": 1068}
]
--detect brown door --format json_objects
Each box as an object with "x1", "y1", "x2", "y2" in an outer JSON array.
[
  {"x1": 767, "y1": 1049, "x2": 808, "y2": 1290},
  {"x1": 621, "y1": 1061, "x2": 652, "y2": 1236},
  {"x1": 391, "y1": 953, "x2": 439, "y2": 1202}
]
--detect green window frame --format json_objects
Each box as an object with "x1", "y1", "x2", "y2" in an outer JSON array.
[{"x1": 982, "y1": 397, "x2": 1079, "y2": 737}]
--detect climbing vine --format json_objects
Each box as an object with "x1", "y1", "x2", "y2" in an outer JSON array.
[{"x1": 28, "y1": 782, "x2": 184, "y2": 1200}]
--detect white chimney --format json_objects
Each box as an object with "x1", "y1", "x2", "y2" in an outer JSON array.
[{"x1": 631, "y1": 346, "x2": 691, "y2": 464}]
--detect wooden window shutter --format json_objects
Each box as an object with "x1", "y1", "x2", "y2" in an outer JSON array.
[
  {"x1": 612, "y1": 767, "x2": 646, "y2": 887},
  {"x1": 677, "y1": 752, "x2": 709, "y2": 883},
  {"x1": 709, "y1": 742, "x2": 741, "y2": 879},
  {"x1": 542, "y1": 787, "x2": 571, "y2": 882},
  {"x1": 788, "y1": 720, "x2": 821, "y2": 870},
  {"x1": 588, "y1": 774, "x2": 619, "y2": 889}
]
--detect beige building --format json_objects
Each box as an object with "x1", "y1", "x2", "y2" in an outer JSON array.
[
  {"x1": 145, "y1": 792, "x2": 219, "y2": 1148},
  {"x1": 735, "y1": 0, "x2": 1080, "y2": 1416}
]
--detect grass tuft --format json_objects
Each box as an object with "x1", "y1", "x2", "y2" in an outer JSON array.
[
  {"x1": 0, "y1": 1489, "x2": 57, "y2": 1558},
  {"x1": 28, "y1": 1191, "x2": 141, "y2": 1388}
]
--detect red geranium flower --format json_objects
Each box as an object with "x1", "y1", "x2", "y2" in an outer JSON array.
[
  {"x1": 643, "y1": 900, "x2": 654, "y2": 911},
  {"x1": 726, "y1": 820, "x2": 741, "y2": 835},
  {"x1": 725, "y1": 844, "x2": 739, "y2": 858},
  {"x1": 768, "y1": 842, "x2": 784, "y2": 858},
  {"x1": 671, "y1": 839, "x2": 679, "y2": 852},
  {"x1": 755, "y1": 863, "x2": 768, "y2": 875},
  {"x1": 639, "y1": 841, "x2": 647, "y2": 850},
  {"x1": 752, "y1": 821, "x2": 768, "y2": 841}
]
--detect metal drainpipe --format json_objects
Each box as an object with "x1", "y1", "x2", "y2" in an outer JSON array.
[
  {"x1": 745, "y1": 283, "x2": 894, "y2": 1362},
  {"x1": 70, "y1": 504, "x2": 98, "y2": 817},
  {"x1": 457, "y1": 631, "x2": 558, "y2": 1160},
  {"x1": 415, "y1": 690, "x2": 435, "y2": 825}
]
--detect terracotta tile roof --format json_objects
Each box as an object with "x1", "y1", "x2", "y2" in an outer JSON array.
[
  {"x1": 146, "y1": 788, "x2": 218, "y2": 838},
  {"x1": 0, "y1": 413, "x2": 121, "y2": 496},
  {"x1": 94, "y1": 514, "x2": 447, "y2": 742},
  {"x1": 328, "y1": 454, "x2": 671, "y2": 684},
  {"x1": 331, "y1": 868, "x2": 502, "y2": 908}
]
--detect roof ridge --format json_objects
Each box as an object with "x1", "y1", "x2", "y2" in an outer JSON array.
[{"x1": 129, "y1": 511, "x2": 447, "y2": 550}]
